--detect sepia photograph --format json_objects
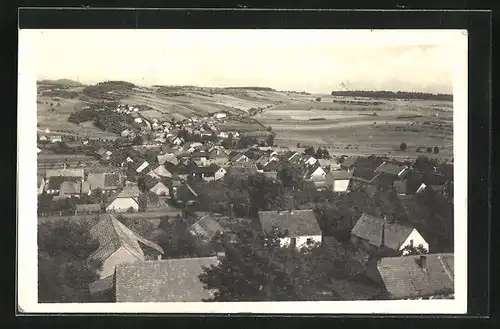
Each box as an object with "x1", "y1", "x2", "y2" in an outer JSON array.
[{"x1": 17, "y1": 29, "x2": 468, "y2": 314}]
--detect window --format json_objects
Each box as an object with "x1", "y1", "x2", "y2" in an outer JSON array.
[
  {"x1": 306, "y1": 238, "x2": 313, "y2": 245},
  {"x1": 410, "y1": 239, "x2": 414, "y2": 247}
]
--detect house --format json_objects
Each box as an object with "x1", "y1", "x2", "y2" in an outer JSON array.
[
  {"x1": 38, "y1": 135, "x2": 48, "y2": 142},
  {"x1": 157, "y1": 153, "x2": 178, "y2": 166},
  {"x1": 113, "y1": 257, "x2": 219, "y2": 302},
  {"x1": 262, "y1": 160, "x2": 281, "y2": 173},
  {"x1": 318, "y1": 158, "x2": 341, "y2": 171},
  {"x1": 50, "y1": 135, "x2": 62, "y2": 143},
  {"x1": 171, "y1": 137, "x2": 184, "y2": 146},
  {"x1": 37, "y1": 147, "x2": 41, "y2": 154},
  {"x1": 45, "y1": 176, "x2": 80, "y2": 195},
  {"x1": 393, "y1": 180, "x2": 427, "y2": 196},
  {"x1": 377, "y1": 253, "x2": 454, "y2": 299},
  {"x1": 340, "y1": 156, "x2": 358, "y2": 170},
  {"x1": 87, "y1": 214, "x2": 164, "y2": 280},
  {"x1": 87, "y1": 173, "x2": 124, "y2": 195},
  {"x1": 121, "y1": 129, "x2": 132, "y2": 137},
  {"x1": 194, "y1": 164, "x2": 227, "y2": 182},
  {"x1": 45, "y1": 168, "x2": 85, "y2": 179},
  {"x1": 305, "y1": 165, "x2": 327, "y2": 181},
  {"x1": 260, "y1": 171, "x2": 278, "y2": 181},
  {"x1": 189, "y1": 213, "x2": 225, "y2": 242},
  {"x1": 106, "y1": 185, "x2": 141, "y2": 212},
  {"x1": 135, "y1": 161, "x2": 149, "y2": 174},
  {"x1": 144, "y1": 175, "x2": 170, "y2": 197},
  {"x1": 37, "y1": 176, "x2": 46, "y2": 195},
  {"x1": 257, "y1": 209, "x2": 322, "y2": 250},
  {"x1": 150, "y1": 164, "x2": 173, "y2": 178},
  {"x1": 59, "y1": 179, "x2": 91, "y2": 198},
  {"x1": 230, "y1": 153, "x2": 250, "y2": 163},
  {"x1": 282, "y1": 151, "x2": 300, "y2": 163},
  {"x1": 213, "y1": 112, "x2": 227, "y2": 119},
  {"x1": 324, "y1": 170, "x2": 353, "y2": 192},
  {"x1": 304, "y1": 156, "x2": 318, "y2": 166},
  {"x1": 374, "y1": 162, "x2": 410, "y2": 179},
  {"x1": 191, "y1": 151, "x2": 209, "y2": 166},
  {"x1": 350, "y1": 213, "x2": 429, "y2": 255}
]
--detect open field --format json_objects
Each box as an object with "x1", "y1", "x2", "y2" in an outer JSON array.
[{"x1": 37, "y1": 82, "x2": 453, "y2": 160}]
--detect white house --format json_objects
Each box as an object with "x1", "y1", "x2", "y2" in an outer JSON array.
[
  {"x1": 213, "y1": 112, "x2": 227, "y2": 119},
  {"x1": 50, "y1": 136, "x2": 62, "y2": 143},
  {"x1": 304, "y1": 156, "x2": 318, "y2": 166},
  {"x1": 87, "y1": 214, "x2": 164, "y2": 280},
  {"x1": 135, "y1": 161, "x2": 149, "y2": 174},
  {"x1": 305, "y1": 165, "x2": 327, "y2": 181},
  {"x1": 134, "y1": 118, "x2": 143, "y2": 124},
  {"x1": 106, "y1": 185, "x2": 141, "y2": 213},
  {"x1": 258, "y1": 209, "x2": 322, "y2": 250},
  {"x1": 325, "y1": 170, "x2": 353, "y2": 192},
  {"x1": 350, "y1": 213, "x2": 430, "y2": 253}
]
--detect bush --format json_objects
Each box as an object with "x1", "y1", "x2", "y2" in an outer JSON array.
[{"x1": 400, "y1": 142, "x2": 407, "y2": 151}]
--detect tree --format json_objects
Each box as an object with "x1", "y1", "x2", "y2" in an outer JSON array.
[
  {"x1": 266, "y1": 134, "x2": 275, "y2": 146},
  {"x1": 401, "y1": 244, "x2": 428, "y2": 256},
  {"x1": 198, "y1": 225, "x2": 332, "y2": 301},
  {"x1": 427, "y1": 147, "x2": 433, "y2": 153},
  {"x1": 400, "y1": 142, "x2": 407, "y2": 151},
  {"x1": 304, "y1": 146, "x2": 315, "y2": 157},
  {"x1": 155, "y1": 217, "x2": 198, "y2": 259},
  {"x1": 296, "y1": 143, "x2": 301, "y2": 148},
  {"x1": 38, "y1": 219, "x2": 101, "y2": 303},
  {"x1": 315, "y1": 97, "x2": 322, "y2": 102},
  {"x1": 433, "y1": 146, "x2": 440, "y2": 154}
]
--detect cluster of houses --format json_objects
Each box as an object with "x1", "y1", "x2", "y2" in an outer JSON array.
[{"x1": 87, "y1": 208, "x2": 454, "y2": 302}]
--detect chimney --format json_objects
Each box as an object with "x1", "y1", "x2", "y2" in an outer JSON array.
[
  {"x1": 419, "y1": 255, "x2": 427, "y2": 271},
  {"x1": 380, "y1": 223, "x2": 385, "y2": 247}
]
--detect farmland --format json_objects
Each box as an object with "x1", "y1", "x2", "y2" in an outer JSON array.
[{"x1": 37, "y1": 80, "x2": 453, "y2": 161}]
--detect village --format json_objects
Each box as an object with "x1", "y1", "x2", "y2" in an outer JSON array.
[{"x1": 37, "y1": 100, "x2": 455, "y2": 303}]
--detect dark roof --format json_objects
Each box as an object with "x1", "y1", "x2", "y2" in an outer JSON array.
[
  {"x1": 189, "y1": 214, "x2": 225, "y2": 241},
  {"x1": 327, "y1": 170, "x2": 353, "y2": 180},
  {"x1": 114, "y1": 257, "x2": 219, "y2": 302},
  {"x1": 377, "y1": 253, "x2": 454, "y2": 299},
  {"x1": 282, "y1": 151, "x2": 299, "y2": 161},
  {"x1": 351, "y1": 167, "x2": 379, "y2": 183},
  {"x1": 393, "y1": 180, "x2": 408, "y2": 194},
  {"x1": 104, "y1": 173, "x2": 121, "y2": 188},
  {"x1": 191, "y1": 151, "x2": 208, "y2": 158},
  {"x1": 144, "y1": 175, "x2": 161, "y2": 190},
  {"x1": 47, "y1": 176, "x2": 80, "y2": 190},
  {"x1": 262, "y1": 160, "x2": 281, "y2": 172},
  {"x1": 89, "y1": 275, "x2": 114, "y2": 295},
  {"x1": 326, "y1": 278, "x2": 383, "y2": 300},
  {"x1": 258, "y1": 209, "x2": 322, "y2": 237},
  {"x1": 375, "y1": 162, "x2": 408, "y2": 176},
  {"x1": 369, "y1": 172, "x2": 397, "y2": 188},
  {"x1": 355, "y1": 157, "x2": 385, "y2": 170},
  {"x1": 193, "y1": 163, "x2": 222, "y2": 175},
  {"x1": 350, "y1": 213, "x2": 415, "y2": 250},
  {"x1": 340, "y1": 156, "x2": 358, "y2": 168},
  {"x1": 88, "y1": 214, "x2": 163, "y2": 263}
]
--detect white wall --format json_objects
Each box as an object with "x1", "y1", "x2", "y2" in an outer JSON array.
[
  {"x1": 99, "y1": 247, "x2": 142, "y2": 279},
  {"x1": 279, "y1": 235, "x2": 322, "y2": 250},
  {"x1": 106, "y1": 198, "x2": 139, "y2": 212},
  {"x1": 333, "y1": 179, "x2": 350, "y2": 192},
  {"x1": 400, "y1": 229, "x2": 429, "y2": 252}
]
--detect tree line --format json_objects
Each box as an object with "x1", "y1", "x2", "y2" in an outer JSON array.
[{"x1": 331, "y1": 90, "x2": 453, "y2": 101}]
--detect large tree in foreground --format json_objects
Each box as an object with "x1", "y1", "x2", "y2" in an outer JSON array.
[
  {"x1": 198, "y1": 225, "x2": 336, "y2": 302},
  {"x1": 38, "y1": 219, "x2": 101, "y2": 303}
]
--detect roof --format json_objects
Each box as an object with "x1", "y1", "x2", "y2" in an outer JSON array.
[
  {"x1": 189, "y1": 213, "x2": 225, "y2": 241},
  {"x1": 393, "y1": 180, "x2": 408, "y2": 194},
  {"x1": 258, "y1": 209, "x2": 322, "y2": 237},
  {"x1": 327, "y1": 278, "x2": 383, "y2": 300},
  {"x1": 375, "y1": 162, "x2": 408, "y2": 176},
  {"x1": 87, "y1": 173, "x2": 106, "y2": 190},
  {"x1": 59, "y1": 180, "x2": 80, "y2": 194},
  {"x1": 305, "y1": 165, "x2": 325, "y2": 179},
  {"x1": 88, "y1": 214, "x2": 163, "y2": 263},
  {"x1": 47, "y1": 176, "x2": 80, "y2": 190},
  {"x1": 153, "y1": 164, "x2": 173, "y2": 178},
  {"x1": 340, "y1": 156, "x2": 358, "y2": 168},
  {"x1": 104, "y1": 173, "x2": 121, "y2": 188},
  {"x1": 350, "y1": 213, "x2": 415, "y2": 250},
  {"x1": 114, "y1": 257, "x2": 219, "y2": 302},
  {"x1": 351, "y1": 167, "x2": 380, "y2": 182},
  {"x1": 45, "y1": 168, "x2": 85, "y2": 179},
  {"x1": 377, "y1": 253, "x2": 454, "y2": 299},
  {"x1": 194, "y1": 163, "x2": 222, "y2": 175},
  {"x1": 326, "y1": 170, "x2": 353, "y2": 180},
  {"x1": 262, "y1": 160, "x2": 281, "y2": 172},
  {"x1": 114, "y1": 184, "x2": 141, "y2": 199},
  {"x1": 143, "y1": 175, "x2": 161, "y2": 190},
  {"x1": 89, "y1": 275, "x2": 114, "y2": 295},
  {"x1": 157, "y1": 153, "x2": 178, "y2": 165}
]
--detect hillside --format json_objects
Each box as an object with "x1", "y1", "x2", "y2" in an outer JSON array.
[
  {"x1": 37, "y1": 81, "x2": 454, "y2": 161},
  {"x1": 38, "y1": 79, "x2": 86, "y2": 87}
]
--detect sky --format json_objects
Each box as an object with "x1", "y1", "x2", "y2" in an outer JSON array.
[{"x1": 29, "y1": 29, "x2": 464, "y2": 94}]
